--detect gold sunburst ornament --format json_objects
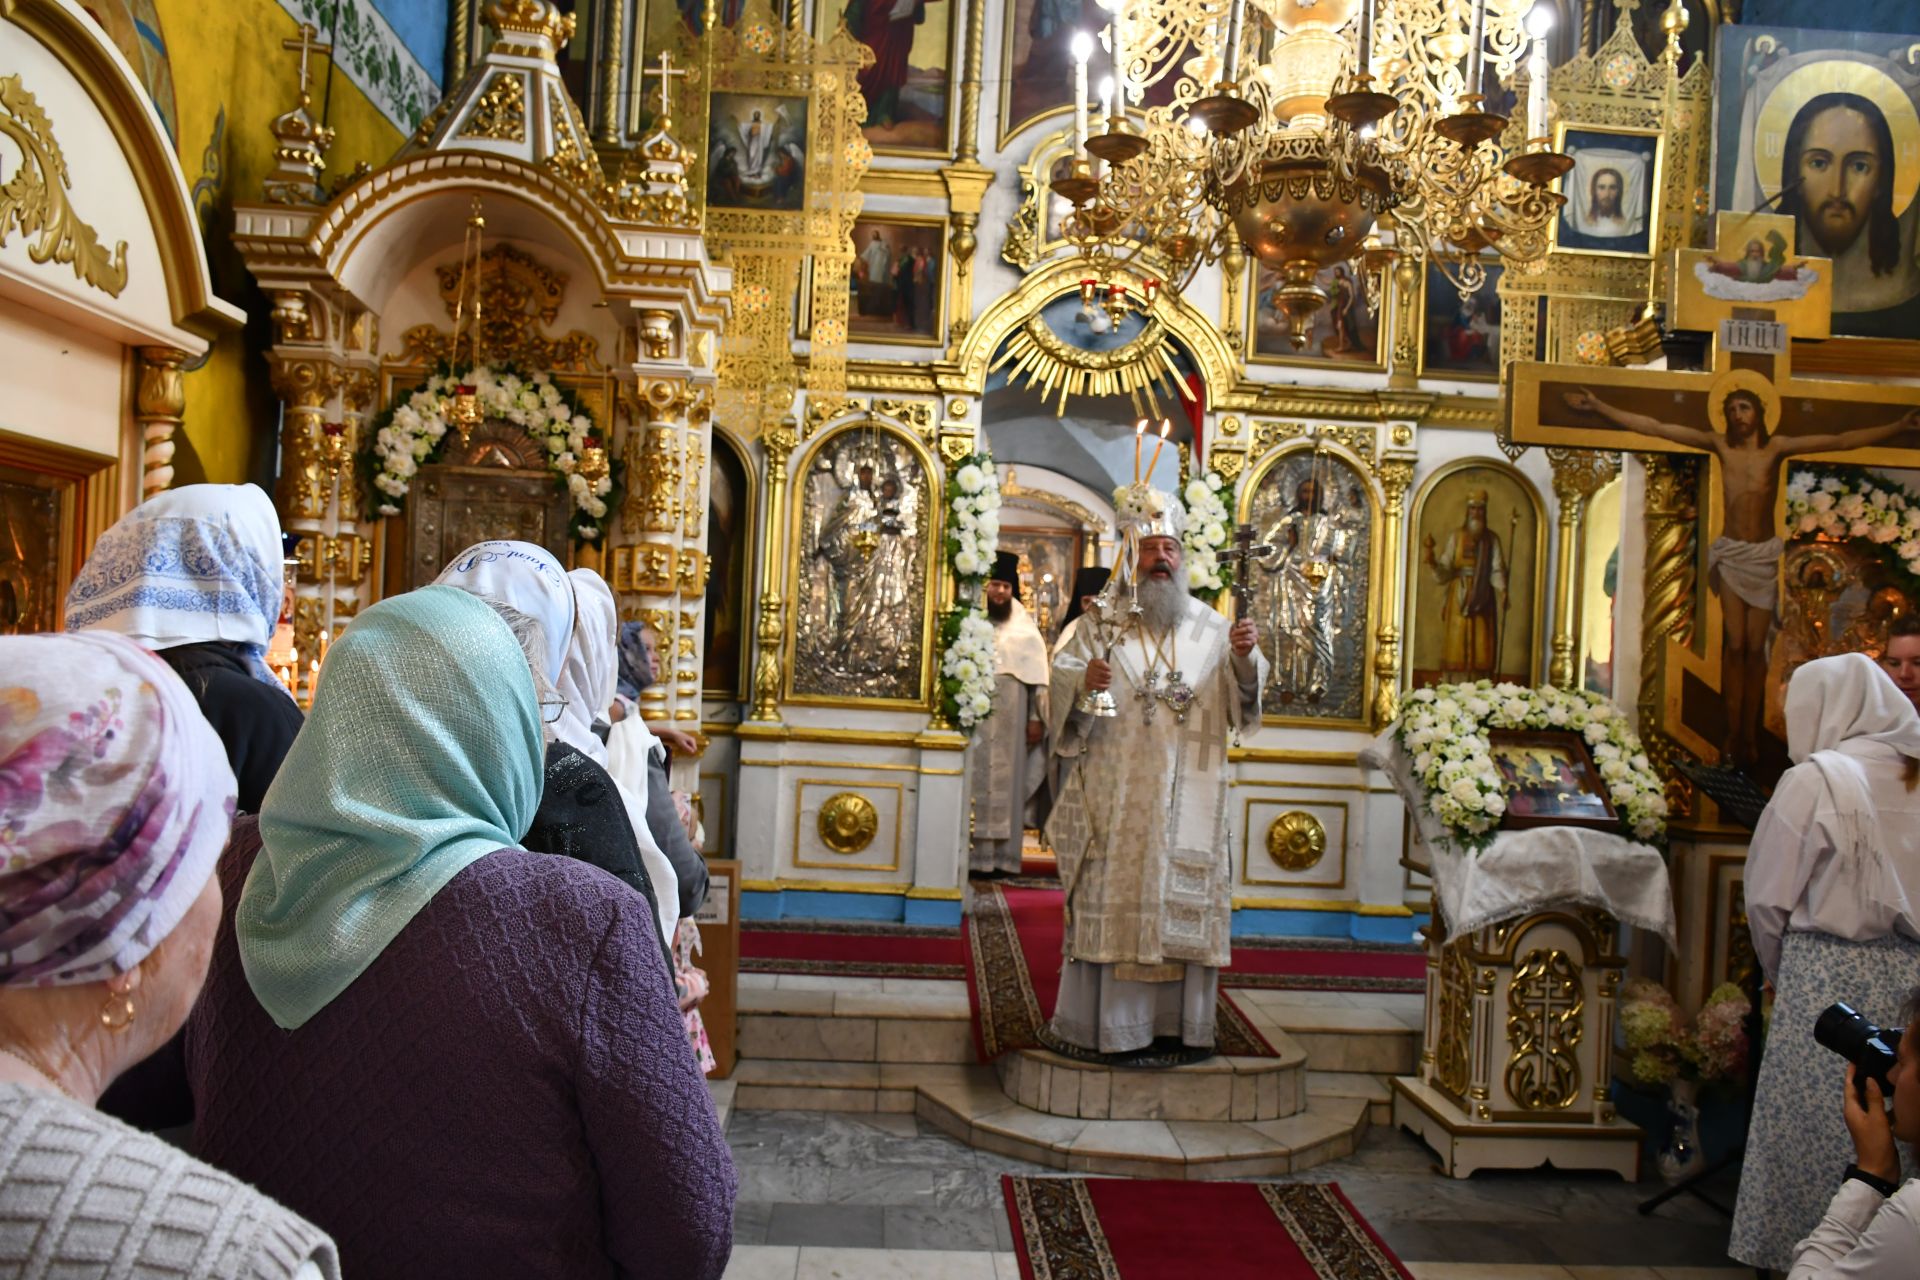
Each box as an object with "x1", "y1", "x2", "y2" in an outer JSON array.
[{"x1": 817, "y1": 793, "x2": 879, "y2": 854}]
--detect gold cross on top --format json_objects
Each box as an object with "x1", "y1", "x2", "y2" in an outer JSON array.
[
  {"x1": 281, "y1": 22, "x2": 333, "y2": 100},
  {"x1": 643, "y1": 50, "x2": 688, "y2": 122}
]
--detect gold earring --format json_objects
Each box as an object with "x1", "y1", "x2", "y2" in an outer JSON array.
[{"x1": 99, "y1": 993, "x2": 136, "y2": 1032}]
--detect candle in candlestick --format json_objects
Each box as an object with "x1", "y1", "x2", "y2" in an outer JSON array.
[
  {"x1": 1071, "y1": 32, "x2": 1093, "y2": 155},
  {"x1": 1147, "y1": 417, "x2": 1170, "y2": 479},
  {"x1": 1133, "y1": 418, "x2": 1147, "y2": 484},
  {"x1": 1525, "y1": 5, "x2": 1553, "y2": 141},
  {"x1": 1108, "y1": 16, "x2": 1126, "y2": 121},
  {"x1": 1464, "y1": 0, "x2": 1487, "y2": 105},
  {"x1": 307, "y1": 658, "x2": 320, "y2": 709},
  {"x1": 1224, "y1": 0, "x2": 1246, "y2": 83},
  {"x1": 1355, "y1": 0, "x2": 1373, "y2": 82}
]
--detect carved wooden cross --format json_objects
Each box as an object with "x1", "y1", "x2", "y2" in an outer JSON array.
[
  {"x1": 281, "y1": 22, "x2": 332, "y2": 99},
  {"x1": 1510, "y1": 210, "x2": 1920, "y2": 766},
  {"x1": 642, "y1": 50, "x2": 688, "y2": 121},
  {"x1": 1223, "y1": 522, "x2": 1273, "y2": 620}
]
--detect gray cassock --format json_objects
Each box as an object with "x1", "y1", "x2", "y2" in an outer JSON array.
[
  {"x1": 1042, "y1": 597, "x2": 1265, "y2": 1053},
  {"x1": 968, "y1": 602, "x2": 1050, "y2": 874}
]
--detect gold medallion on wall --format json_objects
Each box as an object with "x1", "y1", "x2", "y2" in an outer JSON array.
[{"x1": 817, "y1": 792, "x2": 879, "y2": 854}]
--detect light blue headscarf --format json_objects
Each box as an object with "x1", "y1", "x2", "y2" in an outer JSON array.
[{"x1": 236, "y1": 587, "x2": 543, "y2": 1030}]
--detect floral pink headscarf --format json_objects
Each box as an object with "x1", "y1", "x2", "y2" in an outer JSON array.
[{"x1": 0, "y1": 632, "x2": 236, "y2": 986}]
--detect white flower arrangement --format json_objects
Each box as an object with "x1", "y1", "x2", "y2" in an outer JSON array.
[
  {"x1": 940, "y1": 452, "x2": 1003, "y2": 731},
  {"x1": 1785, "y1": 467, "x2": 1920, "y2": 569},
  {"x1": 370, "y1": 365, "x2": 616, "y2": 544},
  {"x1": 1182, "y1": 470, "x2": 1233, "y2": 600},
  {"x1": 1395, "y1": 681, "x2": 1669, "y2": 852}
]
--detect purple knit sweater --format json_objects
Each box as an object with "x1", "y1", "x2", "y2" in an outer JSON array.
[{"x1": 187, "y1": 818, "x2": 736, "y2": 1280}]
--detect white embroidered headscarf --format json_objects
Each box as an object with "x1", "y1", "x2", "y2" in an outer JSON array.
[
  {"x1": 64, "y1": 484, "x2": 288, "y2": 689},
  {"x1": 432, "y1": 541, "x2": 574, "y2": 681},
  {"x1": 556, "y1": 569, "x2": 618, "y2": 765},
  {"x1": 1784, "y1": 652, "x2": 1920, "y2": 867}
]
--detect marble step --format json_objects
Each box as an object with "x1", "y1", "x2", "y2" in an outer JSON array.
[
  {"x1": 992, "y1": 1040, "x2": 1307, "y2": 1122},
  {"x1": 728, "y1": 1059, "x2": 1371, "y2": 1178},
  {"x1": 1306, "y1": 1070, "x2": 1395, "y2": 1125},
  {"x1": 738, "y1": 983, "x2": 975, "y2": 1066}
]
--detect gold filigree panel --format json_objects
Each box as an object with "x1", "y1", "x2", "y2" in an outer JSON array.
[
  {"x1": 397, "y1": 243, "x2": 601, "y2": 372},
  {"x1": 1504, "y1": 947, "x2": 1586, "y2": 1111},
  {"x1": 459, "y1": 72, "x2": 527, "y2": 141}
]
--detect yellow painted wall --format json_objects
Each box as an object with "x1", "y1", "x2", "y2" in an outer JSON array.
[{"x1": 156, "y1": 0, "x2": 409, "y2": 485}]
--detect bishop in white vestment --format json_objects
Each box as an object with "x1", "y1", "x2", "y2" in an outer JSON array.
[
  {"x1": 1044, "y1": 491, "x2": 1266, "y2": 1056},
  {"x1": 968, "y1": 552, "x2": 1051, "y2": 875}
]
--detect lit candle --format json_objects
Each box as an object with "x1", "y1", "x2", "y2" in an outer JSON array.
[
  {"x1": 319, "y1": 628, "x2": 330, "y2": 663},
  {"x1": 307, "y1": 658, "x2": 320, "y2": 708},
  {"x1": 1147, "y1": 417, "x2": 1171, "y2": 479},
  {"x1": 1072, "y1": 32, "x2": 1093, "y2": 156},
  {"x1": 1526, "y1": 5, "x2": 1554, "y2": 142},
  {"x1": 1099, "y1": 74, "x2": 1114, "y2": 124},
  {"x1": 1134, "y1": 418, "x2": 1147, "y2": 484}
]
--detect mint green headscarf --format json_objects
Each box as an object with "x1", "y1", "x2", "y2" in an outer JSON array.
[{"x1": 237, "y1": 587, "x2": 543, "y2": 1029}]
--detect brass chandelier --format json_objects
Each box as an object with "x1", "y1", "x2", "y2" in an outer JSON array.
[{"x1": 1053, "y1": 0, "x2": 1571, "y2": 347}]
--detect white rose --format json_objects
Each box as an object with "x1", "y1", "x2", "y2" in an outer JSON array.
[
  {"x1": 956, "y1": 464, "x2": 985, "y2": 494},
  {"x1": 955, "y1": 550, "x2": 981, "y2": 575}
]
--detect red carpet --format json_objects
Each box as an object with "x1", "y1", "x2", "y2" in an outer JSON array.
[
  {"x1": 1003, "y1": 1176, "x2": 1412, "y2": 1279},
  {"x1": 965, "y1": 882, "x2": 1278, "y2": 1061},
  {"x1": 741, "y1": 920, "x2": 965, "y2": 980}
]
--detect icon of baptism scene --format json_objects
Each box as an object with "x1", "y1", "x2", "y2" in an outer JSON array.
[{"x1": 22, "y1": 0, "x2": 1920, "y2": 1276}]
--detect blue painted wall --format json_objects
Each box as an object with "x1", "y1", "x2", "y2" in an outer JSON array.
[
  {"x1": 1740, "y1": 2, "x2": 1919, "y2": 35},
  {"x1": 369, "y1": 0, "x2": 449, "y2": 85}
]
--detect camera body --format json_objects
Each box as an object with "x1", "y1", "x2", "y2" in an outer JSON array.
[{"x1": 1816, "y1": 1002, "x2": 1904, "y2": 1104}]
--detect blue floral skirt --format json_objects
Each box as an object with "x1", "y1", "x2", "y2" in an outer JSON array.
[{"x1": 1728, "y1": 930, "x2": 1920, "y2": 1269}]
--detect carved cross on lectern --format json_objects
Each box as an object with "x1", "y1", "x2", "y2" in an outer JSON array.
[
  {"x1": 1509, "y1": 210, "x2": 1920, "y2": 767},
  {"x1": 1223, "y1": 523, "x2": 1274, "y2": 620}
]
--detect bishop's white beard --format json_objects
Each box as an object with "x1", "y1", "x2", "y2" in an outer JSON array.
[{"x1": 1136, "y1": 567, "x2": 1191, "y2": 633}]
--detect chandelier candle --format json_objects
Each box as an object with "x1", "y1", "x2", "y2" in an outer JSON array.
[
  {"x1": 1465, "y1": 0, "x2": 1487, "y2": 110},
  {"x1": 1224, "y1": 0, "x2": 1246, "y2": 85},
  {"x1": 1525, "y1": 8, "x2": 1551, "y2": 142},
  {"x1": 1072, "y1": 32, "x2": 1093, "y2": 154}
]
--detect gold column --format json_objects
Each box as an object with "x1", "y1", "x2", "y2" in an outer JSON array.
[
  {"x1": 1371, "y1": 459, "x2": 1414, "y2": 726},
  {"x1": 1220, "y1": 226, "x2": 1246, "y2": 353},
  {"x1": 449, "y1": 0, "x2": 475, "y2": 83},
  {"x1": 1547, "y1": 448, "x2": 1621, "y2": 689},
  {"x1": 597, "y1": 0, "x2": 626, "y2": 144},
  {"x1": 1638, "y1": 453, "x2": 1701, "y2": 802},
  {"x1": 749, "y1": 418, "x2": 798, "y2": 722},
  {"x1": 134, "y1": 347, "x2": 189, "y2": 499},
  {"x1": 956, "y1": 0, "x2": 984, "y2": 164},
  {"x1": 1386, "y1": 250, "x2": 1421, "y2": 389}
]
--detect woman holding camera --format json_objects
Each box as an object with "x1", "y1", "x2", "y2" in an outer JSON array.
[
  {"x1": 1787, "y1": 993, "x2": 1920, "y2": 1276},
  {"x1": 1730, "y1": 654, "x2": 1920, "y2": 1271}
]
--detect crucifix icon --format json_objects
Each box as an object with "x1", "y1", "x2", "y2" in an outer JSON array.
[
  {"x1": 1222, "y1": 522, "x2": 1274, "y2": 620},
  {"x1": 1136, "y1": 670, "x2": 1159, "y2": 724},
  {"x1": 281, "y1": 22, "x2": 332, "y2": 103},
  {"x1": 1510, "y1": 209, "x2": 1920, "y2": 768},
  {"x1": 642, "y1": 50, "x2": 688, "y2": 123}
]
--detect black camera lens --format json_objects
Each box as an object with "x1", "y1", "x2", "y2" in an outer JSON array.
[{"x1": 1815, "y1": 1002, "x2": 1904, "y2": 1103}]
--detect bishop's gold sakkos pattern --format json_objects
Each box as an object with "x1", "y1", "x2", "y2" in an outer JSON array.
[{"x1": 0, "y1": 74, "x2": 129, "y2": 297}]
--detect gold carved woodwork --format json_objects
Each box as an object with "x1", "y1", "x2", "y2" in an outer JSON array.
[
  {"x1": 806, "y1": 396, "x2": 865, "y2": 438},
  {"x1": 1212, "y1": 451, "x2": 1246, "y2": 483},
  {"x1": 270, "y1": 358, "x2": 346, "y2": 520},
  {"x1": 750, "y1": 423, "x2": 799, "y2": 722},
  {"x1": 1435, "y1": 943, "x2": 1475, "y2": 1101},
  {"x1": 1251, "y1": 421, "x2": 1378, "y2": 476},
  {"x1": 817, "y1": 792, "x2": 880, "y2": 854},
  {"x1": 292, "y1": 532, "x2": 374, "y2": 585},
  {"x1": 674, "y1": 547, "x2": 707, "y2": 594},
  {"x1": 399, "y1": 244, "x2": 600, "y2": 372},
  {"x1": 638, "y1": 310, "x2": 675, "y2": 360},
  {"x1": 459, "y1": 72, "x2": 527, "y2": 142},
  {"x1": 1547, "y1": 449, "x2": 1623, "y2": 688},
  {"x1": 873, "y1": 399, "x2": 937, "y2": 440},
  {"x1": 134, "y1": 348, "x2": 188, "y2": 498},
  {"x1": 1639, "y1": 453, "x2": 1701, "y2": 816},
  {"x1": 1264, "y1": 811, "x2": 1327, "y2": 872},
  {"x1": 1504, "y1": 949, "x2": 1586, "y2": 1111},
  {"x1": 0, "y1": 75, "x2": 129, "y2": 297},
  {"x1": 612, "y1": 541, "x2": 678, "y2": 595},
  {"x1": 625, "y1": 425, "x2": 683, "y2": 533},
  {"x1": 681, "y1": 435, "x2": 706, "y2": 538},
  {"x1": 1372, "y1": 458, "x2": 1415, "y2": 726}
]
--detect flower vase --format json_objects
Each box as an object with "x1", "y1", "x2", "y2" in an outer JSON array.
[{"x1": 1656, "y1": 1077, "x2": 1706, "y2": 1182}]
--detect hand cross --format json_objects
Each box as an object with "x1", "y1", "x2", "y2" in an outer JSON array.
[{"x1": 1224, "y1": 522, "x2": 1274, "y2": 619}]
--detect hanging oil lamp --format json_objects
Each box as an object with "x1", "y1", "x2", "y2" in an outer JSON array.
[
  {"x1": 445, "y1": 199, "x2": 487, "y2": 445},
  {"x1": 577, "y1": 436, "x2": 610, "y2": 487}
]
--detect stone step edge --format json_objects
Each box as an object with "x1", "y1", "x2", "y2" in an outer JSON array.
[{"x1": 991, "y1": 1045, "x2": 1308, "y2": 1123}]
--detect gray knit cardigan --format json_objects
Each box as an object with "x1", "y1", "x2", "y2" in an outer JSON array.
[{"x1": 0, "y1": 1084, "x2": 339, "y2": 1279}]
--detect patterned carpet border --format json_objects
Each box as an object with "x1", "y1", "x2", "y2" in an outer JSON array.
[
  {"x1": 1003, "y1": 1177, "x2": 1412, "y2": 1280},
  {"x1": 740, "y1": 957, "x2": 967, "y2": 979},
  {"x1": 966, "y1": 883, "x2": 1275, "y2": 1061},
  {"x1": 741, "y1": 919, "x2": 961, "y2": 938}
]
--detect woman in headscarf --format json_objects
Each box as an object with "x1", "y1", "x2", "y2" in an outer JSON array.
[
  {"x1": 64, "y1": 483, "x2": 301, "y2": 813},
  {"x1": 187, "y1": 587, "x2": 735, "y2": 1279},
  {"x1": 1730, "y1": 653, "x2": 1920, "y2": 1271},
  {"x1": 64, "y1": 484, "x2": 301, "y2": 1130},
  {"x1": 607, "y1": 619, "x2": 707, "y2": 918},
  {"x1": 433, "y1": 542, "x2": 681, "y2": 953},
  {"x1": 0, "y1": 632, "x2": 339, "y2": 1279}
]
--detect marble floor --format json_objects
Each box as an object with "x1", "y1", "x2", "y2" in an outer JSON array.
[{"x1": 717, "y1": 1105, "x2": 1753, "y2": 1279}]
